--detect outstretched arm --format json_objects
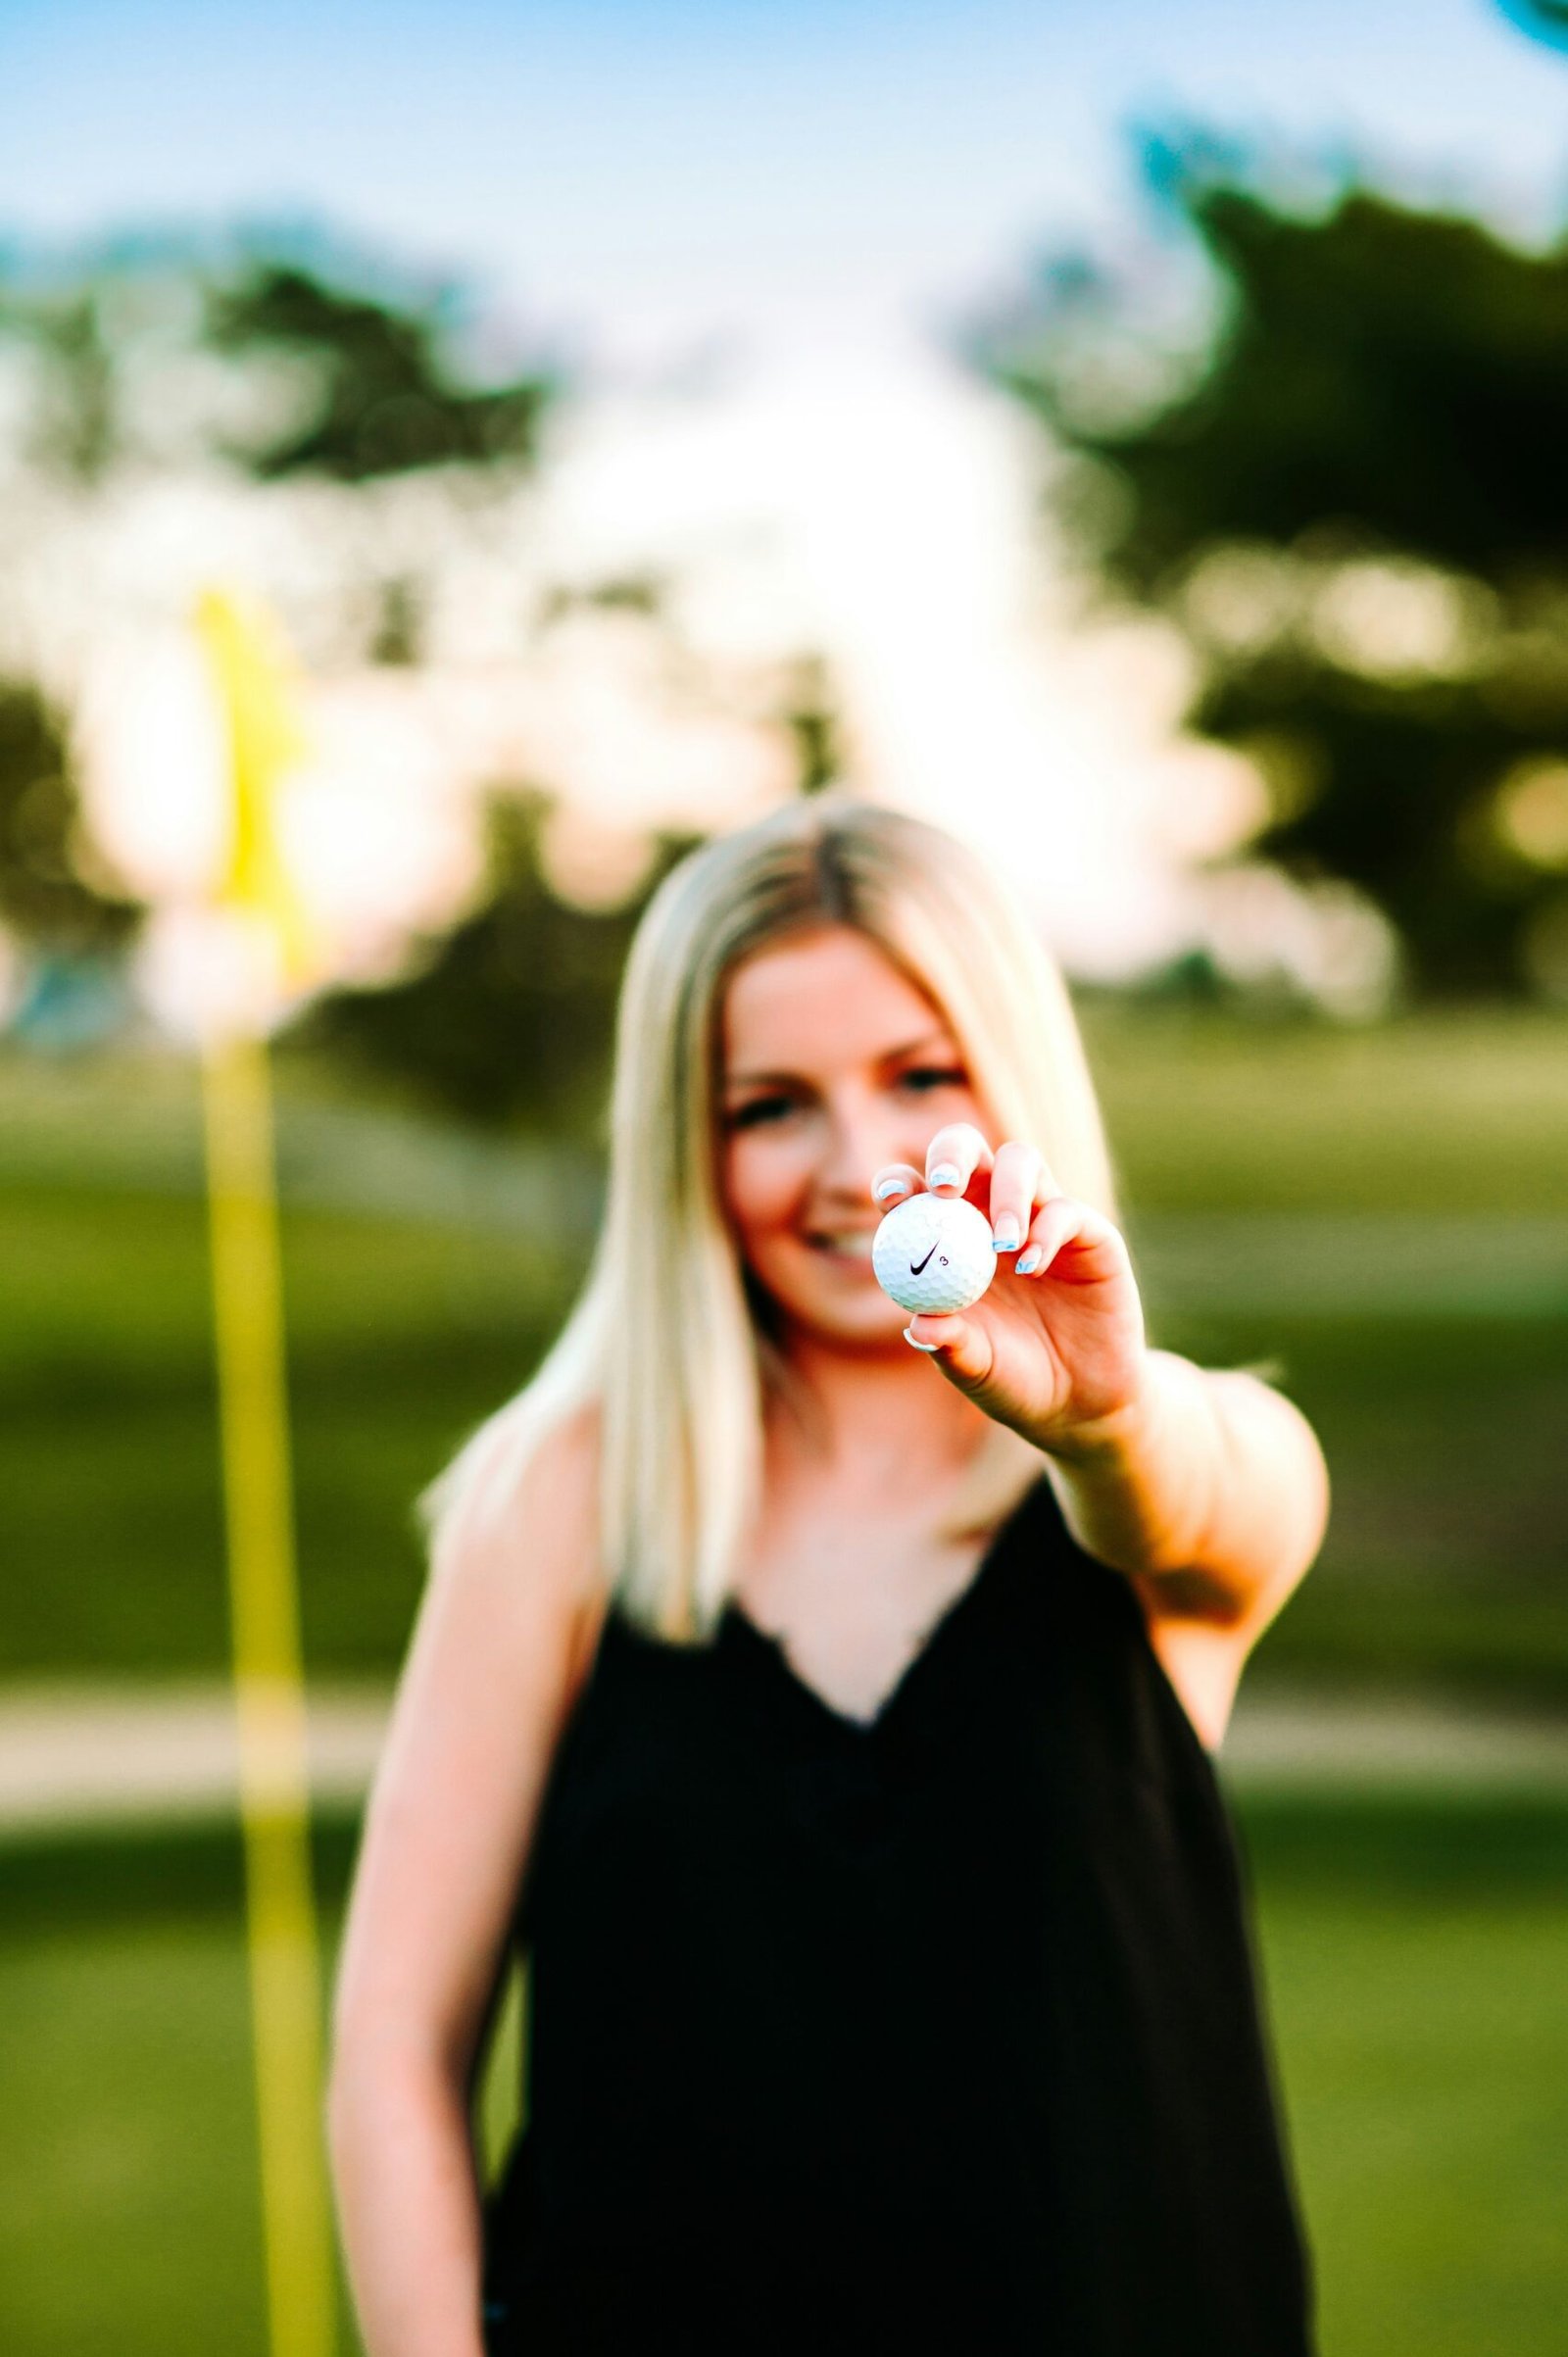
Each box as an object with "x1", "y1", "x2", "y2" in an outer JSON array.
[{"x1": 874, "y1": 1127, "x2": 1328, "y2": 1744}]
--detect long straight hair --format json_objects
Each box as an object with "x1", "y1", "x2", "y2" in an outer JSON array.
[{"x1": 423, "y1": 799, "x2": 1115, "y2": 1640}]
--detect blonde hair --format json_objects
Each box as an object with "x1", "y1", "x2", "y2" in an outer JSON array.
[{"x1": 424, "y1": 798, "x2": 1115, "y2": 1640}]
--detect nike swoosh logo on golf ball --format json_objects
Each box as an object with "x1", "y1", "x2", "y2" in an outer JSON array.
[{"x1": 909, "y1": 1244, "x2": 937, "y2": 1275}]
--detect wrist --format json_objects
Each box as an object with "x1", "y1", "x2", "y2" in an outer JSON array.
[{"x1": 1035, "y1": 1353, "x2": 1160, "y2": 1470}]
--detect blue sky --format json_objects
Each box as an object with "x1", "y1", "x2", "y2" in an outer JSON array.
[{"x1": 2, "y1": 0, "x2": 1566, "y2": 362}]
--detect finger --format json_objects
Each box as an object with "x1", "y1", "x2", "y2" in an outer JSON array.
[
  {"x1": 871, "y1": 1161, "x2": 922, "y2": 1205},
  {"x1": 903, "y1": 1311, "x2": 996, "y2": 1392},
  {"x1": 924, "y1": 1122, "x2": 993, "y2": 1200},
  {"x1": 1012, "y1": 1196, "x2": 1126, "y2": 1282},
  {"x1": 986, "y1": 1141, "x2": 1044, "y2": 1254}
]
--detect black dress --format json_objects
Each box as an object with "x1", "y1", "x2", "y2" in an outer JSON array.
[{"x1": 482, "y1": 1476, "x2": 1313, "y2": 2355}]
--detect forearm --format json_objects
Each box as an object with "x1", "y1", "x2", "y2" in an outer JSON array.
[
  {"x1": 1041, "y1": 1349, "x2": 1328, "y2": 1623},
  {"x1": 329, "y1": 2047, "x2": 489, "y2": 2357}
]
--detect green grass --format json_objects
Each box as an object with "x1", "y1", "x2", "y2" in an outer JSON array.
[
  {"x1": 1276, "y1": 1897, "x2": 1568, "y2": 2356},
  {"x1": 1, "y1": 1797, "x2": 1564, "y2": 2357},
  {"x1": 1082, "y1": 1000, "x2": 1568, "y2": 1216},
  {"x1": 1242, "y1": 1796, "x2": 1568, "y2": 2357},
  {"x1": 1, "y1": 1923, "x2": 273, "y2": 2356}
]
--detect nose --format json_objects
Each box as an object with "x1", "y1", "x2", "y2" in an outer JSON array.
[{"x1": 816, "y1": 1084, "x2": 902, "y2": 1203}]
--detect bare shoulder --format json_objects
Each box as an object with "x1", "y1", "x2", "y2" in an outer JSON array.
[
  {"x1": 420, "y1": 1402, "x2": 609, "y2": 1712},
  {"x1": 431, "y1": 1399, "x2": 604, "y2": 1599},
  {"x1": 366, "y1": 1403, "x2": 610, "y2": 1845}
]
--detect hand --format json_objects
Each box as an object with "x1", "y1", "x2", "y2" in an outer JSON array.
[{"x1": 872, "y1": 1123, "x2": 1148, "y2": 1454}]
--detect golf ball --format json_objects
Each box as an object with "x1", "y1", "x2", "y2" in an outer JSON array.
[{"x1": 871, "y1": 1192, "x2": 998, "y2": 1315}]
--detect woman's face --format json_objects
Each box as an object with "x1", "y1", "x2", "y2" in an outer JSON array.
[{"x1": 719, "y1": 924, "x2": 989, "y2": 1348}]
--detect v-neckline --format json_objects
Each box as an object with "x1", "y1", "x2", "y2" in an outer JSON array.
[{"x1": 720, "y1": 1478, "x2": 1041, "y2": 1738}]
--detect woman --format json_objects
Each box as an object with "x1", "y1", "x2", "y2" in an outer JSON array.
[{"x1": 329, "y1": 799, "x2": 1328, "y2": 2356}]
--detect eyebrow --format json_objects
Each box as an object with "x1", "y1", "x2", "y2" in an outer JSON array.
[{"x1": 723, "y1": 1030, "x2": 956, "y2": 1090}]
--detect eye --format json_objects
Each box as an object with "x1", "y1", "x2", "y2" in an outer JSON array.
[
  {"x1": 726, "y1": 1092, "x2": 799, "y2": 1132},
  {"x1": 895, "y1": 1063, "x2": 968, "y2": 1096}
]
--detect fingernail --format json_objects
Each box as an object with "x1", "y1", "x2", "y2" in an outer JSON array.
[
  {"x1": 928, "y1": 1163, "x2": 962, "y2": 1193},
  {"x1": 904, "y1": 1327, "x2": 944, "y2": 1351},
  {"x1": 992, "y1": 1215, "x2": 1020, "y2": 1252},
  {"x1": 1014, "y1": 1248, "x2": 1043, "y2": 1275},
  {"x1": 873, "y1": 1174, "x2": 907, "y2": 1202}
]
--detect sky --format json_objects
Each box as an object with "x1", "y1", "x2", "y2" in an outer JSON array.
[
  {"x1": 4, "y1": 1, "x2": 1567, "y2": 994},
  {"x1": 3, "y1": 0, "x2": 1565, "y2": 363}
]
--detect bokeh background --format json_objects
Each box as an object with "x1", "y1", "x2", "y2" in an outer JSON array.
[{"x1": 3, "y1": 3, "x2": 1567, "y2": 2350}]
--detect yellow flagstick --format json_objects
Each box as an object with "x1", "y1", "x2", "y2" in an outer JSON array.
[{"x1": 196, "y1": 590, "x2": 336, "y2": 2357}]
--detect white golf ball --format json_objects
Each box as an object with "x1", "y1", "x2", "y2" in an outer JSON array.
[{"x1": 871, "y1": 1192, "x2": 998, "y2": 1315}]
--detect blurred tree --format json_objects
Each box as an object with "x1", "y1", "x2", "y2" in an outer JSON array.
[
  {"x1": 205, "y1": 261, "x2": 553, "y2": 483},
  {"x1": 785, "y1": 656, "x2": 842, "y2": 796},
  {"x1": 0, "y1": 287, "x2": 120, "y2": 482},
  {"x1": 0, "y1": 240, "x2": 554, "y2": 496},
  {"x1": 0, "y1": 682, "x2": 143, "y2": 953},
  {"x1": 295, "y1": 795, "x2": 698, "y2": 1134},
  {"x1": 981, "y1": 140, "x2": 1568, "y2": 995}
]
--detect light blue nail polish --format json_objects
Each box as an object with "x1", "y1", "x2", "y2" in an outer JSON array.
[
  {"x1": 928, "y1": 1163, "x2": 962, "y2": 1193},
  {"x1": 904, "y1": 1329, "x2": 944, "y2": 1351},
  {"x1": 1014, "y1": 1248, "x2": 1043, "y2": 1275},
  {"x1": 992, "y1": 1215, "x2": 1021, "y2": 1252},
  {"x1": 873, "y1": 1174, "x2": 906, "y2": 1202}
]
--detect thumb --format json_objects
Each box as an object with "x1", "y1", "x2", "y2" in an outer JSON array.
[{"x1": 904, "y1": 1312, "x2": 996, "y2": 1392}]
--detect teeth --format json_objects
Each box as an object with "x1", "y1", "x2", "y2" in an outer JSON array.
[{"x1": 814, "y1": 1232, "x2": 874, "y2": 1257}]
